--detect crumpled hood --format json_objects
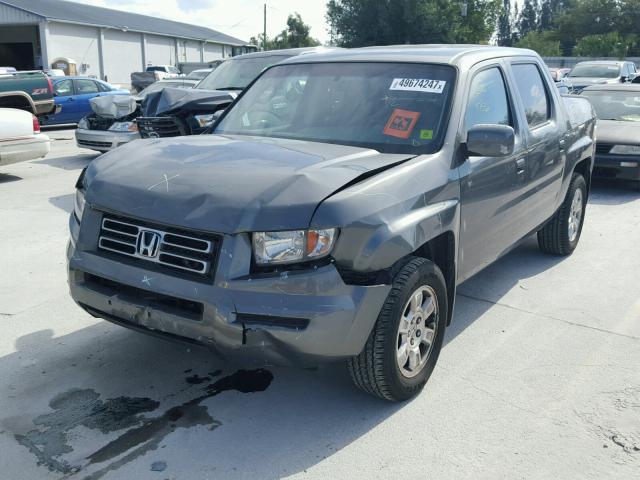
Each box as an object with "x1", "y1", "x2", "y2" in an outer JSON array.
[
  {"x1": 596, "y1": 119, "x2": 640, "y2": 144},
  {"x1": 141, "y1": 87, "x2": 235, "y2": 116},
  {"x1": 85, "y1": 135, "x2": 415, "y2": 233}
]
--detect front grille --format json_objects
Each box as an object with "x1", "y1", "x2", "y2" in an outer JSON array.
[
  {"x1": 98, "y1": 214, "x2": 221, "y2": 277},
  {"x1": 87, "y1": 116, "x2": 115, "y2": 130},
  {"x1": 136, "y1": 116, "x2": 184, "y2": 138},
  {"x1": 78, "y1": 139, "x2": 112, "y2": 148},
  {"x1": 596, "y1": 143, "x2": 613, "y2": 155}
]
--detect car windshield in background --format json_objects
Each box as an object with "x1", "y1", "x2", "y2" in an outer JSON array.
[
  {"x1": 569, "y1": 64, "x2": 620, "y2": 78},
  {"x1": 186, "y1": 70, "x2": 210, "y2": 80},
  {"x1": 215, "y1": 62, "x2": 456, "y2": 154},
  {"x1": 196, "y1": 56, "x2": 290, "y2": 90},
  {"x1": 580, "y1": 91, "x2": 640, "y2": 121}
]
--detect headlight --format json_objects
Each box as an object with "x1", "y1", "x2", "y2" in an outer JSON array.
[
  {"x1": 74, "y1": 188, "x2": 86, "y2": 222},
  {"x1": 253, "y1": 229, "x2": 337, "y2": 265},
  {"x1": 108, "y1": 121, "x2": 138, "y2": 132},
  {"x1": 194, "y1": 114, "x2": 215, "y2": 128},
  {"x1": 78, "y1": 117, "x2": 89, "y2": 130},
  {"x1": 610, "y1": 145, "x2": 640, "y2": 155}
]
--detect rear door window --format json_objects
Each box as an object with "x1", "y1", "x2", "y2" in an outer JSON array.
[
  {"x1": 54, "y1": 79, "x2": 74, "y2": 97},
  {"x1": 512, "y1": 64, "x2": 551, "y2": 128},
  {"x1": 75, "y1": 79, "x2": 99, "y2": 94},
  {"x1": 465, "y1": 67, "x2": 512, "y2": 131}
]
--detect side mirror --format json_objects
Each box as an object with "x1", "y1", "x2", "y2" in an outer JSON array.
[
  {"x1": 466, "y1": 124, "x2": 515, "y2": 157},
  {"x1": 621, "y1": 76, "x2": 628, "y2": 83}
]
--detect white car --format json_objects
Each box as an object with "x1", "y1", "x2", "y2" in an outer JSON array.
[{"x1": 0, "y1": 108, "x2": 50, "y2": 166}]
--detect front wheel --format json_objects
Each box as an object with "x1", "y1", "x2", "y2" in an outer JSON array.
[
  {"x1": 537, "y1": 173, "x2": 587, "y2": 255},
  {"x1": 347, "y1": 257, "x2": 448, "y2": 402}
]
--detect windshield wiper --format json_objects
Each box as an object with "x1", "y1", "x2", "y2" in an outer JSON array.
[{"x1": 215, "y1": 86, "x2": 244, "y2": 91}]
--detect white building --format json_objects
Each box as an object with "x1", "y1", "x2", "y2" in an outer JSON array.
[{"x1": 0, "y1": 0, "x2": 253, "y2": 84}]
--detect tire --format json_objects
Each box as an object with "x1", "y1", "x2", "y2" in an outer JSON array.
[
  {"x1": 537, "y1": 173, "x2": 587, "y2": 256},
  {"x1": 347, "y1": 257, "x2": 448, "y2": 402}
]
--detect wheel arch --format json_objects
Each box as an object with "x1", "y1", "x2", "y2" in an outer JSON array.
[
  {"x1": 0, "y1": 91, "x2": 37, "y2": 115},
  {"x1": 411, "y1": 231, "x2": 456, "y2": 326},
  {"x1": 573, "y1": 156, "x2": 593, "y2": 194}
]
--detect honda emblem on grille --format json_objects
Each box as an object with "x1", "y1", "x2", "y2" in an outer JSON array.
[{"x1": 137, "y1": 230, "x2": 160, "y2": 258}]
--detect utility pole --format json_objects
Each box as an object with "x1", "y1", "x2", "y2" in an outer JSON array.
[{"x1": 263, "y1": 3, "x2": 267, "y2": 51}]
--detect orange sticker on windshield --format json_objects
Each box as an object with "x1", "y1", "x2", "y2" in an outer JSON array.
[{"x1": 383, "y1": 109, "x2": 421, "y2": 139}]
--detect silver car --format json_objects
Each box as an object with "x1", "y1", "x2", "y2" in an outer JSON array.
[{"x1": 76, "y1": 78, "x2": 198, "y2": 152}]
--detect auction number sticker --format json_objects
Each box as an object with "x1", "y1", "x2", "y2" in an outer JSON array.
[{"x1": 390, "y1": 78, "x2": 446, "y2": 94}]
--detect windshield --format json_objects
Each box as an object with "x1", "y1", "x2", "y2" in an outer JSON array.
[
  {"x1": 139, "y1": 80, "x2": 194, "y2": 96},
  {"x1": 187, "y1": 70, "x2": 210, "y2": 80},
  {"x1": 580, "y1": 90, "x2": 640, "y2": 121},
  {"x1": 196, "y1": 55, "x2": 290, "y2": 90},
  {"x1": 215, "y1": 62, "x2": 456, "y2": 154},
  {"x1": 569, "y1": 64, "x2": 620, "y2": 78}
]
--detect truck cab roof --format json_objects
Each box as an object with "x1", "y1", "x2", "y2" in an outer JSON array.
[{"x1": 278, "y1": 44, "x2": 538, "y2": 69}]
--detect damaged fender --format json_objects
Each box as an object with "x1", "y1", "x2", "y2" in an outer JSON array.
[{"x1": 311, "y1": 151, "x2": 461, "y2": 276}]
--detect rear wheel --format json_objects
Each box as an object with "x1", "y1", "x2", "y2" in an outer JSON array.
[
  {"x1": 347, "y1": 257, "x2": 447, "y2": 401},
  {"x1": 537, "y1": 173, "x2": 587, "y2": 255}
]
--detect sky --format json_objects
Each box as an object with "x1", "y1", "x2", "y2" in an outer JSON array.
[{"x1": 81, "y1": 0, "x2": 331, "y2": 44}]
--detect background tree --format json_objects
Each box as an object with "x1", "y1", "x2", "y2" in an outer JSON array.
[
  {"x1": 250, "y1": 13, "x2": 320, "y2": 50},
  {"x1": 516, "y1": 0, "x2": 539, "y2": 40},
  {"x1": 515, "y1": 30, "x2": 561, "y2": 55},
  {"x1": 497, "y1": 0, "x2": 513, "y2": 46},
  {"x1": 574, "y1": 32, "x2": 634, "y2": 57},
  {"x1": 326, "y1": 0, "x2": 500, "y2": 47}
]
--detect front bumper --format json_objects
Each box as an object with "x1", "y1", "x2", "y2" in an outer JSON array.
[
  {"x1": 76, "y1": 128, "x2": 140, "y2": 152},
  {"x1": 594, "y1": 154, "x2": 640, "y2": 182},
  {"x1": 67, "y1": 208, "x2": 390, "y2": 366}
]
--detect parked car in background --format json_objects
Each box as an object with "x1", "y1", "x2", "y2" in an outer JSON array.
[
  {"x1": 566, "y1": 61, "x2": 637, "y2": 92},
  {"x1": 45, "y1": 77, "x2": 129, "y2": 125},
  {"x1": 0, "y1": 108, "x2": 50, "y2": 166},
  {"x1": 74, "y1": 79, "x2": 198, "y2": 153},
  {"x1": 68, "y1": 46, "x2": 595, "y2": 401},
  {"x1": 548, "y1": 67, "x2": 571, "y2": 81},
  {"x1": 185, "y1": 68, "x2": 214, "y2": 80},
  {"x1": 137, "y1": 47, "x2": 335, "y2": 138},
  {"x1": 0, "y1": 70, "x2": 56, "y2": 117},
  {"x1": 76, "y1": 96, "x2": 140, "y2": 153},
  {"x1": 130, "y1": 65, "x2": 182, "y2": 93},
  {"x1": 580, "y1": 84, "x2": 640, "y2": 190},
  {"x1": 44, "y1": 69, "x2": 66, "y2": 77}
]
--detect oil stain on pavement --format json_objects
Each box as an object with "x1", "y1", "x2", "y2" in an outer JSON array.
[{"x1": 13, "y1": 369, "x2": 274, "y2": 479}]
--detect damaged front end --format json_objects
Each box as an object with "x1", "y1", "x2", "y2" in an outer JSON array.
[
  {"x1": 136, "y1": 87, "x2": 235, "y2": 139},
  {"x1": 76, "y1": 96, "x2": 142, "y2": 152}
]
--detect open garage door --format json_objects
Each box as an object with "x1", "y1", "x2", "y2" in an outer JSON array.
[
  {"x1": 0, "y1": 25, "x2": 38, "y2": 70},
  {"x1": 0, "y1": 43, "x2": 34, "y2": 70}
]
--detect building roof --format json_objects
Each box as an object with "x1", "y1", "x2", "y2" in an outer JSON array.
[{"x1": 1, "y1": 0, "x2": 247, "y2": 45}]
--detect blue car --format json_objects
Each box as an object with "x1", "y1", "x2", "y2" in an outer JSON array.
[{"x1": 46, "y1": 77, "x2": 130, "y2": 125}]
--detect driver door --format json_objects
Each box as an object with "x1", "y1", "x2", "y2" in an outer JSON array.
[{"x1": 457, "y1": 62, "x2": 528, "y2": 282}]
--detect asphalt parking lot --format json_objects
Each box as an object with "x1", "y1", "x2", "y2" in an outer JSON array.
[{"x1": 1, "y1": 128, "x2": 639, "y2": 480}]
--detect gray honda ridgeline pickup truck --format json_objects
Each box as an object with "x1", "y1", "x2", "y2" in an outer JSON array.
[{"x1": 68, "y1": 46, "x2": 595, "y2": 401}]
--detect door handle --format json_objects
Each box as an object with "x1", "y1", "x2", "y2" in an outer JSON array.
[
  {"x1": 516, "y1": 158, "x2": 526, "y2": 176},
  {"x1": 67, "y1": 97, "x2": 74, "y2": 101}
]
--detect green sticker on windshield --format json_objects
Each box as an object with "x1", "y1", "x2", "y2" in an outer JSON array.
[{"x1": 419, "y1": 129, "x2": 433, "y2": 140}]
